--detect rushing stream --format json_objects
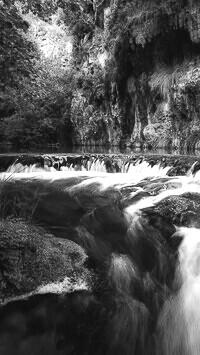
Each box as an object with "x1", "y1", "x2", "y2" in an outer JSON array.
[{"x1": 1, "y1": 153, "x2": 200, "y2": 354}]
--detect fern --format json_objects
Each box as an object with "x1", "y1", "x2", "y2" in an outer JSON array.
[{"x1": 149, "y1": 62, "x2": 186, "y2": 99}]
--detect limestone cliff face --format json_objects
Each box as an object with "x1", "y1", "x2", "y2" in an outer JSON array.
[
  {"x1": 70, "y1": 0, "x2": 200, "y2": 151},
  {"x1": 2, "y1": 0, "x2": 200, "y2": 150},
  {"x1": 70, "y1": 22, "x2": 123, "y2": 147},
  {"x1": 143, "y1": 56, "x2": 200, "y2": 150}
]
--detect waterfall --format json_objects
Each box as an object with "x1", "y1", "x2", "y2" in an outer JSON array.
[
  {"x1": 5, "y1": 153, "x2": 200, "y2": 178},
  {"x1": 156, "y1": 228, "x2": 200, "y2": 355},
  {"x1": 1, "y1": 153, "x2": 200, "y2": 354}
]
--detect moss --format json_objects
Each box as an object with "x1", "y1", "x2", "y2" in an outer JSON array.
[
  {"x1": 0, "y1": 219, "x2": 92, "y2": 303},
  {"x1": 2, "y1": 0, "x2": 200, "y2": 149}
]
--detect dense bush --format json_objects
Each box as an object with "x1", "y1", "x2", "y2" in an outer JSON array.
[
  {"x1": 0, "y1": 1, "x2": 76, "y2": 146},
  {"x1": 1, "y1": 0, "x2": 200, "y2": 148}
]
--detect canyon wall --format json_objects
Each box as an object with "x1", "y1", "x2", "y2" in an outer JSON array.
[
  {"x1": 1, "y1": 0, "x2": 200, "y2": 150},
  {"x1": 70, "y1": 0, "x2": 200, "y2": 151}
]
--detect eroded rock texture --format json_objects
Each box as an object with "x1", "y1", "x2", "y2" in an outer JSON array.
[
  {"x1": 1, "y1": 170, "x2": 200, "y2": 354},
  {"x1": 1, "y1": 1, "x2": 200, "y2": 149},
  {"x1": 70, "y1": 1, "x2": 200, "y2": 151},
  {"x1": 0, "y1": 220, "x2": 91, "y2": 303}
]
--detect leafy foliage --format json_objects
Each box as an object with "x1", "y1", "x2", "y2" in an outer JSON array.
[
  {"x1": 0, "y1": 1, "x2": 75, "y2": 146},
  {"x1": 1, "y1": 0, "x2": 200, "y2": 148},
  {"x1": 0, "y1": 4, "x2": 35, "y2": 87},
  {"x1": 149, "y1": 65, "x2": 180, "y2": 100}
]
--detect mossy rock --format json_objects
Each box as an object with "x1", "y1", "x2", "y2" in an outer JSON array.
[{"x1": 0, "y1": 219, "x2": 92, "y2": 303}]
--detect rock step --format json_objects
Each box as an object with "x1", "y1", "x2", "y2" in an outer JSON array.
[{"x1": 1, "y1": 153, "x2": 200, "y2": 176}]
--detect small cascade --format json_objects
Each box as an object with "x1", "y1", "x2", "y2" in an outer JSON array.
[
  {"x1": 4, "y1": 153, "x2": 200, "y2": 179},
  {"x1": 2, "y1": 153, "x2": 200, "y2": 354},
  {"x1": 157, "y1": 228, "x2": 200, "y2": 355},
  {"x1": 124, "y1": 160, "x2": 172, "y2": 178},
  {"x1": 6, "y1": 162, "x2": 45, "y2": 173}
]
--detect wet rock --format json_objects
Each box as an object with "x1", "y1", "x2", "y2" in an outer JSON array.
[
  {"x1": 152, "y1": 193, "x2": 200, "y2": 228},
  {"x1": 2, "y1": 152, "x2": 200, "y2": 175},
  {"x1": 0, "y1": 155, "x2": 18, "y2": 172},
  {"x1": 0, "y1": 291, "x2": 105, "y2": 355},
  {"x1": 0, "y1": 219, "x2": 92, "y2": 303}
]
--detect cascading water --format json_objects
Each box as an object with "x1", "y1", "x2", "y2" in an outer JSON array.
[{"x1": 1, "y1": 153, "x2": 200, "y2": 354}]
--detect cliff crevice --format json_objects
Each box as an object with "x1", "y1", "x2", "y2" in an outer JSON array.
[
  {"x1": 1, "y1": 0, "x2": 200, "y2": 151},
  {"x1": 71, "y1": 0, "x2": 200, "y2": 151}
]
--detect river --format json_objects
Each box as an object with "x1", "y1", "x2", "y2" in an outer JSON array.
[{"x1": 0, "y1": 151, "x2": 200, "y2": 354}]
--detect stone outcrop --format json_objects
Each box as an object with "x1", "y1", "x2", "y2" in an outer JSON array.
[
  {"x1": 0, "y1": 219, "x2": 92, "y2": 304},
  {"x1": 1, "y1": 1, "x2": 200, "y2": 150},
  {"x1": 2, "y1": 152, "x2": 200, "y2": 175},
  {"x1": 70, "y1": 1, "x2": 200, "y2": 152},
  {"x1": 1, "y1": 165, "x2": 200, "y2": 354}
]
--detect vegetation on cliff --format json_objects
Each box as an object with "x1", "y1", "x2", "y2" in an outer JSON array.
[
  {"x1": 1, "y1": 0, "x2": 200, "y2": 150},
  {"x1": 0, "y1": 1, "x2": 74, "y2": 147}
]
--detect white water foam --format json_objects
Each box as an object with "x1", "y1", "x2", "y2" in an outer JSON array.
[
  {"x1": 6, "y1": 158, "x2": 171, "y2": 176},
  {"x1": 157, "y1": 228, "x2": 200, "y2": 355},
  {"x1": 2, "y1": 160, "x2": 200, "y2": 354}
]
